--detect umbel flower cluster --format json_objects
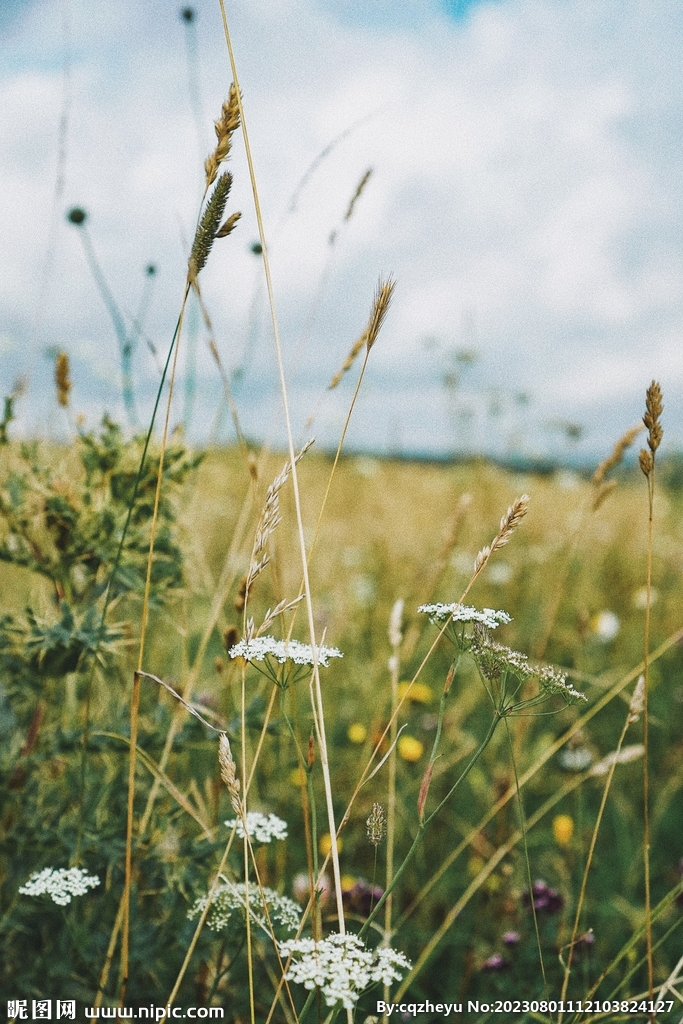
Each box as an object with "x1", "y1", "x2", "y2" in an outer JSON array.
[
  {"x1": 418, "y1": 603, "x2": 512, "y2": 629},
  {"x1": 188, "y1": 882, "x2": 301, "y2": 935},
  {"x1": 19, "y1": 867, "x2": 101, "y2": 906},
  {"x1": 470, "y1": 624, "x2": 586, "y2": 707},
  {"x1": 420, "y1": 603, "x2": 586, "y2": 709},
  {"x1": 278, "y1": 932, "x2": 411, "y2": 1010},
  {"x1": 229, "y1": 636, "x2": 343, "y2": 668},
  {"x1": 224, "y1": 810, "x2": 288, "y2": 844}
]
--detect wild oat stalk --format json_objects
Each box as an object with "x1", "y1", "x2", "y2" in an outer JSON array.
[
  {"x1": 639, "y1": 380, "x2": 663, "y2": 1014},
  {"x1": 215, "y1": 14, "x2": 354, "y2": 1024}
]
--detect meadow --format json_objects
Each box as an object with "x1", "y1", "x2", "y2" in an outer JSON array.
[
  {"x1": 1, "y1": 417, "x2": 683, "y2": 1021},
  {"x1": 2, "y1": 10, "x2": 683, "y2": 1022}
]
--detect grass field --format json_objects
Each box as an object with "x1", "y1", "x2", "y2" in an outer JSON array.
[{"x1": 2, "y1": 425, "x2": 683, "y2": 1021}]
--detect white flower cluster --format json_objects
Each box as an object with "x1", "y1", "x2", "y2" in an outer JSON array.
[
  {"x1": 537, "y1": 665, "x2": 587, "y2": 703},
  {"x1": 229, "y1": 636, "x2": 343, "y2": 668},
  {"x1": 279, "y1": 932, "x2": 411, "y2": 1011},
  {"x1": 188, "y1": 882, "x2": 301, "y2": 934},
  {"x1": 471, "y1": 628, "x2": 586, "y2": 704},
  {"x1": 19, "y1": 867, "x2": 101, "y2": 906},
  {"x1": 418, "y1": 603, "x2": 512, "y2": 629},
  {"x1": 224, "y1": 811, "x2": 288, "y2": 843}
]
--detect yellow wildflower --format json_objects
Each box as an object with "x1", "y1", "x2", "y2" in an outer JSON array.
[
  {"x1": 347, "y1": 722, "x2": 367, "y2": 744},
  {"x1": 398, "y1": 735, "x2": 424, "y2": 762},
  {"x1": 552, "y1": 814, "x2": 574, "y2": 848},
  {"x1": 319, "y1": 833, "x2": 343, "y2": 857}
]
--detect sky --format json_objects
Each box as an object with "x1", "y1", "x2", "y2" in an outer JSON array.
[{"x1": 1, "y1": 0, "x2": 682, "y2": 463}]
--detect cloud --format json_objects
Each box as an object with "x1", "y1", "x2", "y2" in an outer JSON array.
[{"x1": 1, "y1": 0, "x2": 682, "y2": 458}]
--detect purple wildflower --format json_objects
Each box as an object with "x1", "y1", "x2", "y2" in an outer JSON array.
[
  {"x1": 522, "y1": 879, "x2": 565, "y2": 914},
  {"x1": 482, "y1": 953, "x2": 509, "y2": 971}
]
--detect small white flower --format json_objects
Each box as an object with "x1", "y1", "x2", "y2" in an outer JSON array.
[
  {"x1": 417, "y1": 603, "x2": 512, "y2": 629},
  {"x1": 279, "y1": 932, "x2": 410, "y2": 1010},
  {"x1": 224, "y1": 811, "x2": 288, "y2": 843},
  {"x1": 229, "y1": 635, "x2": 343, "y2": 668},
  {"x1": 189, "y1": 882, "x2": 301, "y2": 933},
  {"x1": 591, "y1": 610, "x2": 620, "y2": 642},
  {"x1": 19, "y1": 867, "x2": 100, "y2": 906}
]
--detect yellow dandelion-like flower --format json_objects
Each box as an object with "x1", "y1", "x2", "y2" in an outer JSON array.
[
  {"x1": 397, "y1": 681, "x2": 433, "y2": 704},
  {"x1": 341, "y1": 874, "x2": 356, "y2": 892},
  {"x1": 347, "y1": 722, "x2": 367, "y2": 744},
  {"x1": 552, "y1": 814, "x2": 574, "y2": 848},
  {"x1": 319, "y1": 833, "x2": 343, "y2": 857},
  {"x1": 397, "y1": 735, "x2": 424, "y2": 762},
  {"x1": 289, "y1": 767, "x2": 307, "y2": 787}
]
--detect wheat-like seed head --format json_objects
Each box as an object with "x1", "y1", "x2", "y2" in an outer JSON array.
[
  {"x1": 592, "y1": 423, "x2": 644, "y2": 486},
  {"x1": 643, "y1": 380, "x2": 663, "y2": 455},
  {"x1": 188, "y1": 172, "x2": 233, "y2": 282},
  {"x1": 328, "y1": 333, "x2": 367, "y2": 390},
  {"x1": 246, "y1": 440, "x2": 314, "y2": 594},
  {"x1": 473, "y1": 494, "x2": 529, "y2": 576},
  {"x1": 204, "y1": 84, "x2": 241, "y2": 187},
  {"x1": 639, "y1": 381, "x2": 663, "y2": 479},
  {"x1": 55, "y1": 352, "x2": 72, "y2": 408},
  {"x1": 366, "y1": 276, "x2": 395, "y2": 352},
  {"x1": 218, "y1": 733, "x2": 241, "y2": 814}
]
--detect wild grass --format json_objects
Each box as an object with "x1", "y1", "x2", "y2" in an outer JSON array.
[{"x1": 2, "y1": 13, "x2": 683, "y2": 1024}]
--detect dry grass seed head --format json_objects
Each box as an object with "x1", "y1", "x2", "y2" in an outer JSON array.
[
  {"x1": 247, "y1": 440, "x2": 314, "y2": 592},
  {"x1": 474, "y1": 494, "x2": 529, "y2": 575},
  {"x1": 218, "y1": 733, "x2": 241, "y2": 814},
  {"x1": 205, "y1": 84, "x2": 241, "y2": 187},
  {"x1": 55, "y1": 352, "x2": 72, "y2": 408},
  {"x1": 366, "y1": 276, "x2": 396, "y2": 352},
  {"x1": 189, "y1": 172, "x2": 234, "y2": 282},
  {"x1": 643, "y1": 380, "x2": 663, "y2": 454},
  {"x1": 592, "y1": 423, "x2": 644, "y2": 486}
]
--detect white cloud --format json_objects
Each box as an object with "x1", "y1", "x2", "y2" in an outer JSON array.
[{"x1": 1, "y1": 0, "x2": 682, "y2": 457}]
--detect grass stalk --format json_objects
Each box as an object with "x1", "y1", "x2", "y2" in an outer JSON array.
[
  {"x1": 638, "y1": 382, "x2": 663, "y2": 1016},
  {"x1": 120, "y1": 286, "x2": 187, "y2": 1000},
  {"x1": 217, "y1": 0, "x2": 346, "y2": 937},
  {"x1": 558, "y1": 678, "x2": 643, "y2": 1020}
]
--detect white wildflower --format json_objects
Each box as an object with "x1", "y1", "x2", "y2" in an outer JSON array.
[
  {"x1": 189, "y1": 881, "x2": 301, "y2": 934},
  {"x1": 537, "y1": 665, "x2": 587, "y2": 703},
  {"x1": 279, "y1": 932, "x2": 411, "y2": 1011},
  {"x1": 471, "y1": 626, "x2": 586, "y2": 706},
  {"x1": 19, "y1": 867, "x2": 100, "y2": 906},
  {"x1": 224, "y1": 810, "x2": 288, "y2": 843},
  {"x1": 591, "y1": 610, "x2": 620, "y2": 642},
  {"x1": 418, "y1": 603, "x2": 512, "y2": 629},
  {"x1": 229, "y1": 635, "x2": 343, "y2": 668}
]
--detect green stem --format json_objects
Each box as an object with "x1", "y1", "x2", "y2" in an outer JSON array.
[{"x1": 360, "y1": 713, "x2": 500, "y2": 938}]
